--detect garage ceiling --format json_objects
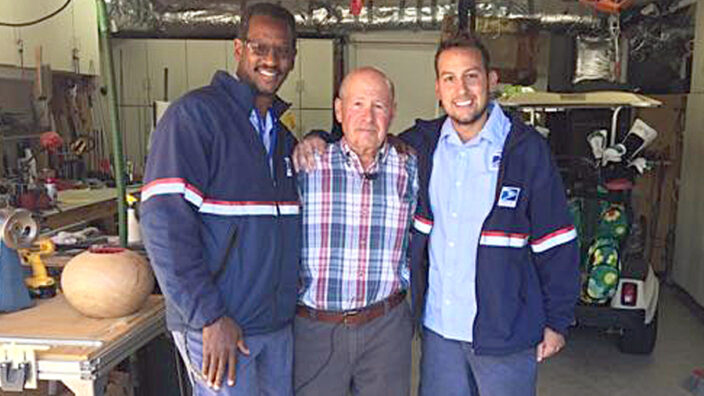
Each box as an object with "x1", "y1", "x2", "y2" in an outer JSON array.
[
  {"x1": 106, "y1": 0, "x2": 690, "y2": 39},
  {"x1": 107, "y1": 0, "x2": 606, "y2": 37}
]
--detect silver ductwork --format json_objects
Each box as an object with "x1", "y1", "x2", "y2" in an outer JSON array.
[{"x1": 105, "y1": 0, "x2": 602, "y2": 38}]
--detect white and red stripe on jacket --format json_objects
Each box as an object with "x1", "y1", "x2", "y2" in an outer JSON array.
[
  {"x1": 414, "y1": 216, "x2": 576, "y2": 254},
  {"x1": 141, "y1": 177, "x2": 300, "y2": 216}
]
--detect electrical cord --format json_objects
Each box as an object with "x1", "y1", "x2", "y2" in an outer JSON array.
[
  {"x1": 0, "y1": 0, "x2": 72, "y2": 27},
  {"x1": 294, "y1": 321, "x2": 342, "y2": 393}
]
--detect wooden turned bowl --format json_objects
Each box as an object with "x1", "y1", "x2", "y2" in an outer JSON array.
[{"x1": 61, "y1": 246, "x2": 154, "y2": 318}]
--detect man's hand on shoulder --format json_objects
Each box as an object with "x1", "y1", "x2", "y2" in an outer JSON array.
[
  {"x1": 202, "y1": 316, "x2": 250, "y2": 390},
  {"x1": 293, "y1": 134, "x2": 327, "y2": 172},
  {"x1": 536, "y1": 327, "x2": 565, "y2": 362}
]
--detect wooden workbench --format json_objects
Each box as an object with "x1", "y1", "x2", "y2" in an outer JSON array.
[
  {"x1": 0, "y1": 294, "x2": 165, "y2": 395},
  {"x1": 39, "y1": 188, "x2": 119, "y2": 233}
]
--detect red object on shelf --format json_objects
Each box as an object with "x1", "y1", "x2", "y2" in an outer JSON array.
[
  {"x1": 350, "y1": 0, "x2": 363, "y2": 16},
  {"x1": 579, "y1": 0, "x2": 634, "y2": 14},
  {"x1": 39, "y1": 131, "x2": 64, "y2": 152}
]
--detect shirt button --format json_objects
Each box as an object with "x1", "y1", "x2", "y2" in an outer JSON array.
[
  {"x1": 448, "y1": 241, "x2": 455, "y2": 248},
  {"x1": 452, "y1": 212, "x2": 458, "y2": 218},
  {"x1": 455, "y1": 181, "x2": 461, "y2": 187},
  {"x1": 444, "y1": 299, "x2": 451, "y2": 305}
]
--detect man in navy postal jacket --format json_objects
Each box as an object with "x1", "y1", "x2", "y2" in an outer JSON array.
[
  {"x1": 293, "y1": 34, "x2": 580, "y2": 396},
  {"x1": 141, "y1": 3, "x2": 300, "y2": 395}
]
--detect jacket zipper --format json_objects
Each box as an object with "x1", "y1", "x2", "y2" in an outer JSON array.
[{"x1": 471, "y1": 122, "x2": 520, "y2": 353}]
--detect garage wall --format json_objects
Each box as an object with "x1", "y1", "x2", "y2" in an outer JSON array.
[
  {"x1": 0, "y1": 0, "x2": 100, "y2": 74},
  {"x1": 347, "y1": 30, "x2": 551, "y2": 135},
  {"x1": 348, "y1": 31, "x2": 441, "y2": 135},
  {"x1": 111, "y1": 38, "x2": 334, "y2": 177},
  {"x1": 673, "y1": 2, "x2": 704, "y2": 307}
]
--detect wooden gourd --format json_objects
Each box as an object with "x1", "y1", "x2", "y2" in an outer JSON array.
[{"x1": 61, "y1": 246, "x2": 154, "y2": 318}]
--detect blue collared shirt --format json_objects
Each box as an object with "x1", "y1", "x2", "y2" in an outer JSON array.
[
  {"x1": 233, "y1": 72, "x2": 276, "y2": 174},
  {"x1": 424, "y1": 103, "x2": 511, "y2": 342},
  {"x1": 249, "y1": 109, "x2": 275, "y2": 173}
]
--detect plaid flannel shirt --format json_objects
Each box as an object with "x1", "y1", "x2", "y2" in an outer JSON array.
[{"x1": 298, "y1": 138, "x2": 419, "y2": 311}]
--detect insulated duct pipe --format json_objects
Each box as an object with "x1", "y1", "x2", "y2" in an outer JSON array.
[{"x1": 105, "y1": 0, "x2": 602, "y2": 38}]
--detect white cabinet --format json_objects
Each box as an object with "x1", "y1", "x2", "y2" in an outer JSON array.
[
  {"x1": 186, "y1": 40, "x2": 229, "y2": 90},
  {"x1": 112, "y1": 39, "x2": 151, "y2": 172},
  {"x1": 145, "y1": 39, "x2": 188, "y2": 102},
  {"x1": 349, "y1": 31, "x2": 440, "y2": 135},
  {"x1": 0, "y1": 0, "x2": 99, "y2": 74},
  {"x1": 19, "y1": 0, "x2": 74, "y2": 71},
  {"x1": 111, "y1": 37, "x2": 334, "y2": 171},
  {"x1": 72, "y1": 0, "x2": 100, "y2": 74},
  {"x1": 0, "y1": 27, "x2": 20, "y2": 67},
  {"x1": 299, "y1": 39, "x2": 334, "y2": 109}
]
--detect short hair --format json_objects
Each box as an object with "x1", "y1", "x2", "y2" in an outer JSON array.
[
  {"x1": 339, "y1": 67, "x2": 395, "y2": 102},
  {"x1": 434, "y1": 33, "x2": 492, "y2": 76},
  {"x1": 238, "y1": 3, "x2": 297, "y2": 48}
]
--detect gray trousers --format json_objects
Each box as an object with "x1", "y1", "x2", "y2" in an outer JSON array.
[
  {"x1": 420, "y1": 327, "x2": 537, "y2": 396},
  {"x1": 294, "y1": 301, "x2": 412, "y2": 396}
]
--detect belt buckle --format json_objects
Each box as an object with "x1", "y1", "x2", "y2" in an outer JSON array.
[{"x1": 342, "y1": 309, "x2": 360, "y2": 325}]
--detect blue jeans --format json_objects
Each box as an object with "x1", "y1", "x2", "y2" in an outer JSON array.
[
  {"x1": 172, "y1": 324, "x2": 293, "y2": 396},
  {"x1": 420, "y1": 327, "x2": 537, "y2": 396}
]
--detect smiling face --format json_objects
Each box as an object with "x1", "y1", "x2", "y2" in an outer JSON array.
[
  {"x1": 335, "y1": 68, "x2": 396, "y2": 160},
  {"x1": 435, "y1": 46, "x2": 498, "y2": 138},
  {"x1": 234, "y1": 14, "x2": 295, "y2": 98}
]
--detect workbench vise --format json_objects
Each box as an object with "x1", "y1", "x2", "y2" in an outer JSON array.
[{"x1": 0, "y1": 208, "x2": 39, "y2": 313}]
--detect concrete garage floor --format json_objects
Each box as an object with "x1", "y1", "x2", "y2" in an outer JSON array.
[
  {"x1": 538, "y1": 285, "x2": 704, "y2": 396},
  {"x1": 410, "y1": 285, "x2": 704, "y2": 396}
]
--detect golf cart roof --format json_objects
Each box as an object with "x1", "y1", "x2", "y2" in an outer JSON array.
[{"x1": 499, "y1": 91, "x2": 662, "y2": 109}]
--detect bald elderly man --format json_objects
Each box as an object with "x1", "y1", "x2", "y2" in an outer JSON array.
[{"x1": 294, "y1": 67, "x2": 419, "y2": 395}]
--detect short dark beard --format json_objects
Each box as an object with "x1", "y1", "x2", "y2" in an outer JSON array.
[
  {"x1": 454, "y1": 100, "x2": 490, "y2": 126},
  {"x1": 236, "y1": 69, "x2": 277, "y2": 98}
]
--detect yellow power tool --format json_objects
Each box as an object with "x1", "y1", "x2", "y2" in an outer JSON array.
[{"x1": 19, "y1": 238, "x2": 57, "y2": 299}]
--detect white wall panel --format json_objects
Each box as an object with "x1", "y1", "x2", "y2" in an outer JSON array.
[
  {"x1": 112, "y1": 39, "x2": 150, "y2": 172},
  {"x1": 146, "y1": 39, "x2": 188, "y2": 102},
  {"x1": 349, "y1": 31, "x2": 440, "y2": 135},
  {"x1": 72, "y1": 0, "x2": 100, "y2": 74},
  {"x1": 186, "y1": 40, "x2": 228, "y2": 90},
  {"x1": 673, "y1": 2, "x2": 704, "y2": 307},
  {"x1": 0, "y1": 0, "x2": 99, "y2": 73},
  {"x1": 299, "y1": 109, "x2": 334, "y2": 139},
  {"x1": 299, "y1": 39, "x2": 334, "y2": 109}
]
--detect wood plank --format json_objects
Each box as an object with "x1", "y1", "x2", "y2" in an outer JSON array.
[
  {"x1": 0, "y1": 294, "x2": 164, "y2": 361},
  {"x1": 42, "y1": 199, "x2": 117, "y2": 231},
  {"x1": 632, "y1": 94, "x2": 686, "y2": 274},
  {"x1": 500, "y1": 91, "x2": 662, "y2": 108}
]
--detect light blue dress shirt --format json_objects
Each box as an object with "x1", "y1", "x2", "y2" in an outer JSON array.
[
  {"x1": 423, "y1": 103, "x2": 511, "y2": 342},
  {"x1": 249, "y1": 109, "x2": 275, "y2": 174}
]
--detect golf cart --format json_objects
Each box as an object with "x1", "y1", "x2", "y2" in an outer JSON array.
[{"x1": 499, "y1": 91, "x2": 661, "y2": 354}]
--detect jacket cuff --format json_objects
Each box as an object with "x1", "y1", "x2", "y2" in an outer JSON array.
[{"x1": 546, "y1": 319, "x2": 571, "y2": 337}]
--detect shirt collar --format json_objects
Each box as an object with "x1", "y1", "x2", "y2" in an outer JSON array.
[
  {"x1": 339, "y1": 138, "x2": 390, "y2": 174},
  {"x1": 440, "y1": 102, "x2": 510, "y2": 147}
]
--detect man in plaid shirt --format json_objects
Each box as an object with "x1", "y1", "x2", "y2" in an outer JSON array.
[{"x1": 294, "y1": 67, "x2": 418, "y2": 395}]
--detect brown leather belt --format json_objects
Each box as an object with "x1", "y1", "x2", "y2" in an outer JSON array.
[{"x1": 296, "y1": 291, "x2": 406, "y2": 326}]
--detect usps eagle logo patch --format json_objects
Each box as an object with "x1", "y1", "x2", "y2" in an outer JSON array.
[
  {"x1": 498, "y1": 186, "x2": 521, "y2": 208},
  {"x1": 490, "y1": 151, "x2": 502, "y2": 171}
]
